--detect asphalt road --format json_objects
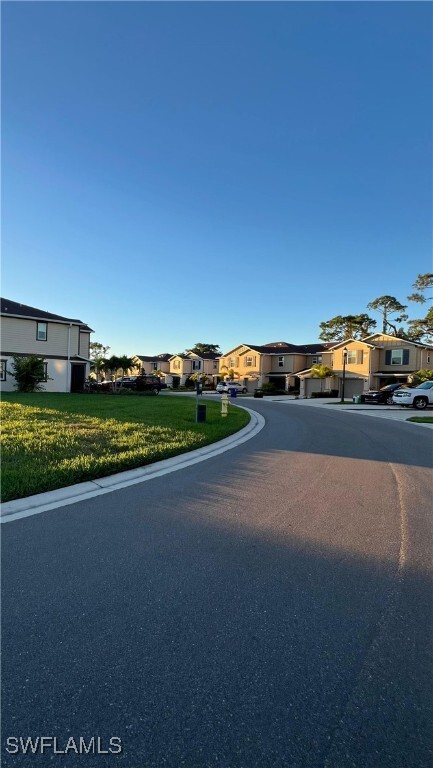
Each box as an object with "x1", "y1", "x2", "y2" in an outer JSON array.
[{"x1": 2, "y1": 402, "x2": 433, "y2": 768}]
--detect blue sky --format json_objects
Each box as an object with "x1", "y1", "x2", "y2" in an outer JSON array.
[{"x1": 2, "y1": 1, "x2": 432, "y2": 356}]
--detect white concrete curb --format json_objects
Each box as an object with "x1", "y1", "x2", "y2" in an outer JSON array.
[{"x1": 0, "y1": 406, "x2": 265, "y2": 524}]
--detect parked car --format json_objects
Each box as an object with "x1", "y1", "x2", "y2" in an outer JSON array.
[
  {"x1": 216, "y1": 381, "x2": 247, "y2": 394},
  {"x1": 360, "y1": 382, "x2": 405, "y2": 405},
  {"x1": 392, "y1": 380, "x2": 433, "y2": 409},
  {"x1": 131, "y1": 375, "x2": 161, "y2": 394}
]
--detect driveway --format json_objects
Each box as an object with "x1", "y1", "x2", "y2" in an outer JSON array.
[{"x1": 2, "y1": 401, "x2": 432, "y2": 768}]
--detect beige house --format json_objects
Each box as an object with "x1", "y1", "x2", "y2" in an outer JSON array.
[
  {"x1": 132, "y1": 353, "x2": 172, "y2": 377},
  {"x1": 0, "y1": 297, "x2": 93, "y2": 392},
  {"x1": 218, "y1": 342, "x2": 332, "y2": 393},
  {"x1": 167, "y1": 351, "x2": 219, "y2": 388},
  {"x1": 298, "y1": 333, "x2": 433, "y2": 398}
]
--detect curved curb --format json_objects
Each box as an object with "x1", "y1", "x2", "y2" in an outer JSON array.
[{"x1": 0, "y1": 406, "x2": 265, "y2": 524}]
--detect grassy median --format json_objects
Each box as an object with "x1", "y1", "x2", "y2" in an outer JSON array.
[{"x1": 1, "y1": 393, "x2": 250, "y2": 502}]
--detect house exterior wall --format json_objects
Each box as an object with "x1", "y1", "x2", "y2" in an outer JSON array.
[
  {"x1": 1, "y1": 316, "x2": 80, "y2": 357},
  {"x1": 1, "y1": 316, "x2": 91, "y2": 392}
]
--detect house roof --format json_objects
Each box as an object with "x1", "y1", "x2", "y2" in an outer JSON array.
[
  {"x1": 362, "y1": 333, "x2": 433, "y2": 349},
  {"x1": 134, "y1": 353, "x2": 172, "y2": 362},
  {"x1": 223, "y1": 341, "x2": 331, "y2": 356},
  {"x1": 327, "y1": 338, "x2": 376, "y2": 350},
  {"x1": 1, "y1": 298, "x2": 94, "y2": 332}
]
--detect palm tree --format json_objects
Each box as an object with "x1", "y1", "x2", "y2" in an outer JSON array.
[
  {"x1": 90, "y1": 356, "x2": 107, "y2": 382},
  {"x1": 104, "y1": 355, "x2": 121, "y2": 391},
  {"x1": 219, "y1": 365, "x2": 239, "y2": 381},
  {"x1": 310, "y1": 364, "x2": 333, "y2": 392}
]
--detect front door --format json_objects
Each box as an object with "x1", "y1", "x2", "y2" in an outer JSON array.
[{"x1": 70, "y1": 364, "x2": 86, "y2": 392}]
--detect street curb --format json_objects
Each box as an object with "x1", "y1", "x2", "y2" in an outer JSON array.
[{"x1": 0, "y1": 406, "x2": 265, "y2": 524}]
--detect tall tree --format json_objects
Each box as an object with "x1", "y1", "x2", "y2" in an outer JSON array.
[
  {"x1": 319, "y1": 314, "x2": 376, "y2": 342},
  {"x1": 406, "y1": 307, "x2": 433, "y2": 344},
  {"x1": 367, "y1": 295, "x2": 408, "y2": 335},
  {"x1": 90, "y1": 342, "x2": 110, "y2": 359},
  {"x1": 188, "y1": 343, "x2": 221, "y2": 355},
  {"x1": 407, "y1": 273, "x2": 433, "y2": 304}
]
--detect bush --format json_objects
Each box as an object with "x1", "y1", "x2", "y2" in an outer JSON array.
[{"x1": 10, "y1": 355, "x2": 51, "y2": 393}]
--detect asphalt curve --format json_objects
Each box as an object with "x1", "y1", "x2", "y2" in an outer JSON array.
[{"x1": 2, "y1": 402, "x2": 432, "y2": 768}]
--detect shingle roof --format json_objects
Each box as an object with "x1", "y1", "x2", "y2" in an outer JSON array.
[
  {"x1": 243, "y1": 341, "x2": 330, "y2": 355},
  {"x1": 135, "y1": 353, "x2": 172, "y2": 362},
  {"x1": 1, "y1": 298, "x2": 93, "y2": 332}
]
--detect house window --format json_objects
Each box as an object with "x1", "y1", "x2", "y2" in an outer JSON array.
[
  {"x1": 152, "y1": 362, "x2": 157, "y2": 370},
  {"x1": 385, "y1": 349, "x2": 410, "y2": 366},
  {"x1": 213, "y1": 361, "x2": 218, "y2": 369},
  {"x1": 36, "y1": 322, "x2": 47, "y2": 341},
  {"x1": 192, "y1": 360, "x2": 201, "y2": 370},
  {"x1": 0, "y1": 360, "x2": 6, "y2": 381},
  {"x1": 173, "y1": 360, "x2": 180, "y2": 370},
  {"x1": 245, "y1": 356, "x2": 256, "y2": 367},
  {"x1": 312, "y1": 356, "x2": 322, "y2": 365},
  {"x1": 346, "y1": 350, "x2": 363, "y2": 364},
  {"x1": 37, "y1": 362, "x2": 48, "y2": 382},
  {"x1": 229, "y1": 358, "x2": 236, "y2": 368},
  {"x1": 278, "y1": 356, "x2": 284, "y2": 367}
]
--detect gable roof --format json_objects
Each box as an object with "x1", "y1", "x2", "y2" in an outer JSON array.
[
  {"x1": 1, "y1": 298, "x2": 93, "y2": 332},
  {"x1": 327, "y1": 338, "x2": 376, "y2": 351},
  {"x1": 362, "y1": 332, "x2": 433, "y2": 349}
]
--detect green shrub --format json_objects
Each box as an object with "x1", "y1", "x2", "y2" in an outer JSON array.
[{"x1": 10, "y1": 355, "x2": 51, "y2": 393}]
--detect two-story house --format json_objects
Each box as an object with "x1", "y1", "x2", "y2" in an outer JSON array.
[
  {"x1": 1, "y1": 298, "x2": 93, "y2": 392},
  {"x1": 298, "y1": 333, "x2": 433, "y2": 398},
  {"x1": 131, "y1": 353, "x2": 172, "y2": 378},
  {"x1": 218, "y1": 342, "x2": 332, "y2": 393},
  {"x1": 167, "y1": 351, "x2": 219, "y2": 388}
]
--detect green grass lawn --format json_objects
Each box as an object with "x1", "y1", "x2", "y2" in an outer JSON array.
[
  {"x1": 1, "y1": 393, "x2": 250, "y2": 502},
  {"x1": 406, "y1": 416, "x2": 433, "y2": 423}
]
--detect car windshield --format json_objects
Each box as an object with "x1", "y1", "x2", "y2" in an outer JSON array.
[{"x1": 417, "y1": 381, "x2": 433, "y2": 390}]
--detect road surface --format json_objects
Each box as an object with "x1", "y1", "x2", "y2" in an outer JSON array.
[{"x1": 2, "y1": 401, "x2": 432, "y2": 767}]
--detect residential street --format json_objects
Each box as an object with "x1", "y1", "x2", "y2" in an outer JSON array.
[{"x1": 2, "y1": 401, "x2": 433, "y2": 768}]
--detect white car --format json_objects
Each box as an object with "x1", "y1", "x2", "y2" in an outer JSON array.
[
  {"x1": 216, "y1": 381, "x2": 247, "y2": 394},
  {"x1": 392, "y1": 380, "x2": 433, "y2": 409}
]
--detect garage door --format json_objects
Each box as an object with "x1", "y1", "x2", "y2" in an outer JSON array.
[{"x1": 343, "y1": 379, "x2": 364, "y2": 398}]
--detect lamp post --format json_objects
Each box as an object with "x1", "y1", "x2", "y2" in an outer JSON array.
[{"x1": 341, "y1": 348, "x2": 348, "y2": 403}]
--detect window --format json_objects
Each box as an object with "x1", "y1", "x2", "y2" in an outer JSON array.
[
  {"x1": 173, "y1": 360, "x2": 180, "y2": 370},
  {"x1": 385, "y1": 349, "x2": 410, "y2": 366},
  {"x1": 152, "y1": 362, "x2": 157, "y2": 370},
  {"x1": 278, "y1": 356, "x2": 284, "y2": 367},
  {"x1": 229, "y1": 358, "x2": 236, "y2": 368},
  {"x1": 192, "y1": 360, "x2": 201, "y2": 370},
  {"x1": 0, "y1": 360, "x2": 6, "y2": 381},
  {"x1": 213, "y1": 361, "x2": 218, "y2": 369},
  {"x1": 312, "y1": 356, "x2": 322, "y2": 365},
  {"x1": 37, "y1": 363, "x2": 48, "y2": 382},
  {"x1": 36, "y1": 322, "x2": 47, "y2": 341},
  {"x1": 346, "y1": 350, "x2": 363, "y2": 364},
  {"x1": 245, "y1": 356, "x2": 256, "y2": 367}
]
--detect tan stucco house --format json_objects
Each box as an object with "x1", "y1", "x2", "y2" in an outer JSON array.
[
  {"x1": 218, "y1": 342, "x2": 332, "y2": 393},
  {"x1": 0, "y1": 298, "x2": 93, "y2": 392},
  {"x1": 132, "y1": 353, "x2": 172, "y2": 377},
  {"x1": 298, "y1": 333, "x2": 433, "y2": 398},
  {"x1": 167, "y1": 351, "x2": 219, "y2": 388}
]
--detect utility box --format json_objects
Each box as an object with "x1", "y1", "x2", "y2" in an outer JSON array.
[{"x1": 196, "y1": 404, "x2": 206, "y2": 423}]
